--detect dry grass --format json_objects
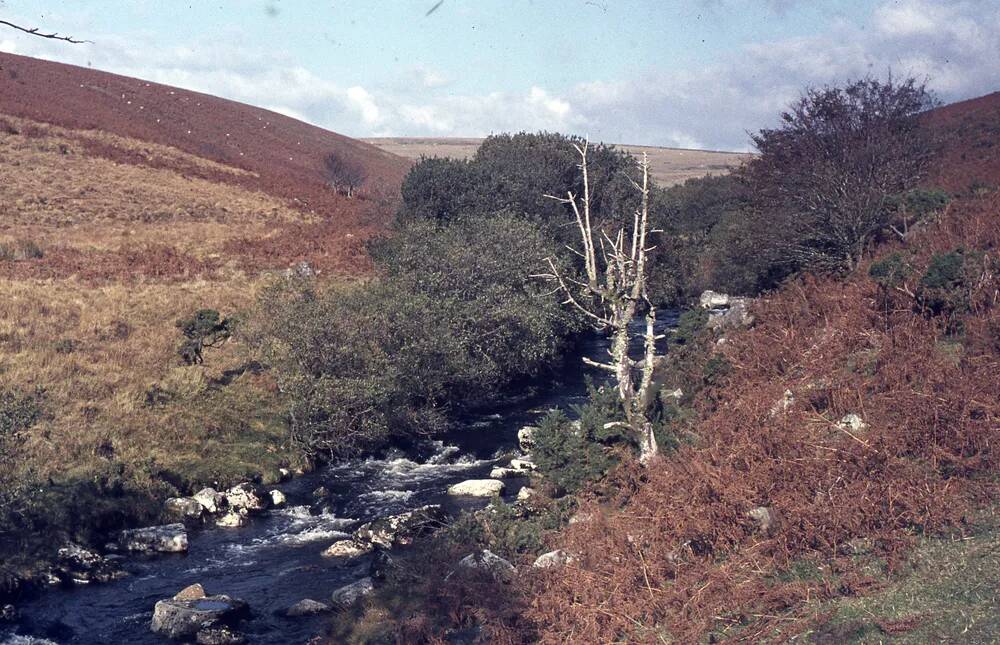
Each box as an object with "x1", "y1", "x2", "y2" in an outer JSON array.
[{"x1": 362, "y1": 137, "x2": 750, "y2": 186}]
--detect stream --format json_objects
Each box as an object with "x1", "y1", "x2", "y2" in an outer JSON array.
[{"x1": 3, "y1": 312, "x2": 678, "y2": 644}]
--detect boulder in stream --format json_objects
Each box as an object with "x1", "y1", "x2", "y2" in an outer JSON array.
[
  {"x1": 224, "y1": 483, "x2": 270, "y2": 513},
  {"x1": 196, "y1": 627, "x2": 245, "y2": 644},
  {"x1": 119, "y1": 524, "x2": 188, "y2": 553},
  {"x1": 54, "y1": 542, "x2": 127, "y2": 584},
  {"x1": 193, "y1": 488, "x2": 227, "y2": 514},
  {"x1": 321, "y1": 539, "x2": 373, "y2": 560},
  {"x1": 447, "y1": 480, "x2": 505, "y2": 497},
  {"x1": 150, "y1": 593, "x2": 249, "y2": 640},
  {"x1": 215, "y1": 510, "x2": 248, "y2": 528},
  {"x1": 164, "y1": 497, "x2": 206, "y2": 523},
  {"x1": 489, "y1": 467, "x2": 520, "y2": 479},
  {"x1": 517, "y1": 426, "x2": 537, "y2": 451},
  {"x1": 268, "y1": 489, "x2": 287, "y2": 508},
  {"x1": 353, "y1": 505, "x2": 446, "y2": 548},
  {"x1": 285, "y1": 598, "x2": 331, "y2": 617},
  {"x1": 330, "y1": 577, "x2": 374, "y2": 608}
]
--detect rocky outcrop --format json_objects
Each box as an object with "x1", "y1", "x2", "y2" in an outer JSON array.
[
  {"x1": 285, "y1": 598, "x2": 331, "y2": 617},
  {"x1": 447, "y1": 480, "x2": 505, "y2": 497},
  {"x1": 330, "y1": 577, "x2": 374, "y2": 607},
  {"x1": 120, "y1": 524, "x2": 188, "y2": 553},
  {"x1": 353, "y1": 505, "x2": 446, "y2": 549},
  {"x1": 150, "y1": 591, "x2": 249, "y2": 640}
]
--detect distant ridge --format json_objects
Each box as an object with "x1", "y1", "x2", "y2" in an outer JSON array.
[{"x1": 0, "y1": 51, "x2": 412, "y2": 218}]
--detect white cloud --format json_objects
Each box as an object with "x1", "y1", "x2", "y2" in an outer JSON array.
[{"x1": 2, "y1": 0, "x2": 999, "y2": 149}]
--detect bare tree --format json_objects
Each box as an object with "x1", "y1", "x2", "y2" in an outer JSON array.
[
  {"x1": 0, "y1": 19, "x2": 89, "y2": 43},
  {"x1": 324, "y1": 152, "x2": 367, "y2": 198},
  {"x1": 536, "y1": 142, "x2": 664, "y2": 464}
]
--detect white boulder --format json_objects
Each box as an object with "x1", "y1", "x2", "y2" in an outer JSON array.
[
  {"x1": 330, "y1": 577, "x2": 374, "y2": 607},
  {"x1": 447, "y1": 480, "x2": 505, "y2": 497},
  {"x1": 533, "y1": 549, "x2": 572, "y2": 569},
  {"x1": 321, "y1": 539, "x2": 372, "y2": 559},
  {"x1": 120, "y1": 524, "x2": 188, "y2": 553},
  {"x1": 517, "y1": 426, "x2": 537, "y2": 451},
  {"x1": 268, "y1": 490, "x2": 287, "y2": 508},
  {"x1": 193, "y1": 488, "x2": 227, "y2": 514},
  {"x1": 224, "y1": 483, "x2": 269, "y2": 513},
  {"x1": 285, "y1": 598, "x2": 330, "y2": 617}
]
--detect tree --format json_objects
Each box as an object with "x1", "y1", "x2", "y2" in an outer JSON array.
[
  {"x1": 536, "y1": 142, "x2": 664, "y2": 464},
  {"x1": 741, "y1": 76, "x2": 938, "y2": 273},
  {"x1": 324, "y1": 152, "x2": 367, "y2": 197}
]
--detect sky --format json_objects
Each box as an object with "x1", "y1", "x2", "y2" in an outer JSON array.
[{"x1": 2, "y1": 0, "x2": 999, "y2": 151}]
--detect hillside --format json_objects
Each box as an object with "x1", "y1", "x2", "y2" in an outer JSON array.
[{"x1": 362, "y1": 136, "x2": 750, "y2": 186}]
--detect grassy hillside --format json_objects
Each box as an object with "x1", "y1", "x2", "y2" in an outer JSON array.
[
  {"x1": 362, "y1": 136, "x2": 749, "y2": 187},
  {"x1": 0, "y1": 55, "x2": 412, "y2": 552}
]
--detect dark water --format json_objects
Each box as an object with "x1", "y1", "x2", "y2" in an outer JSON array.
[{"x1": 3, "y1": 312, "x2": 678, "y2": 645}]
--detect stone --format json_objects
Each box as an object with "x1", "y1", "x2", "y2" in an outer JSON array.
[
  {"x1": 532, "y1": 549, "x2": 572, "y2": 569},
  {"x1": 447, "y1": 479, "x2": 505, "y2": 497},
  {"x1": 120, "y1": 524, "x2": 188, "y2": 553},
  {"x1": 517, "y1": 426, "x2": 537, "y2": 452},
  {"x1": 509, "y1": 458, "x2": 536, "y2": 472},
  {"x1": 285, "y1": 598, "x2": 331, "y2": 617},
  {"x1": 516, "y1": 487, "x2": 536, "y2": 502},
  {"x1": 706, "y1": 298, "x2": 754, "y2": 330},
  {"x1": 330, "y1": 577, "x2": 374, "y2": 607},
  {"x1": 0, "y1": 604, "x2": 16, "y2": 622},
  {"x1": 747, "y1": 506, "x2": 780, "y2": 535},
  {"x1": 196, "y1": 627, "x2": 246, "y2": 644},
  {"x1": 838, "y1": 537, "x2": 875, "y2": 556},
  {"x1": 277, "y1": 468, "x2": 292, "y2": 482},
  {"x1": 164, "y1": 497, "x2": 205, "y2": 523},
  {"x1": 369, "y1": 549, "x2": 395, "y2": 581},
  {"x1": 224, "y1": 482, "x2": 270, "y2": 513},
  {"x1": 489, "y1": 467, "x2": 520, "y2": 479},
  {"x1": 174, "y1": 583, "x2": 207, "y2": 601},
  {"x1": 457, "y1": 550, "x2": 515, "y2": 581},
  {"x1": 311, "y1": 485, "x2": 330, "y2": 499},
  {"x1": 55, "y1": 542, "x2": 126, "y2": 584},
  {"x1": 568, "y1": 511, "x2": 594, "y2": 525},
  {"x1": 321, "y1": 539, "x2": 372, "y2": 559},
  {"x1": 664, "y1": 388, "x2": 684, "y2": 399},
  {"x1": 215, "y1": 511, "x2": 248, "y2": 528},
  {"x1": 837, "y1": 413, "x2": 868, "y2": 433},
  {"x1": 699, "y1": 290, "x2": 731, "y2": 309},
  {"x1": 193, "y1": 488, "x2": 227, "y2": 514},
  {"x1": 353, "y1": 505, "x2": 446, "y2": 549},
  {"x1": 268, "y1": 489, "x2": 287, "y2": 508},
  {"x1": 150, "y1": 594, "x2": 249, "y2": 640}
]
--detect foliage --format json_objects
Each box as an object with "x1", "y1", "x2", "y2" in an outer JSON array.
[
  {"x1": 446, "y1": 497, "x2": 577, "y2": 561},
  {"x1": 532, "y1": 383, "x2": 626, "y2": 494},
  {"x1": 323, "y1": 152, "x2": 367, "y2": 197},
  {"x1": 916, "y1": 249, "x2": 975, "y2": 320},
  {"x1": 0, "y1": 238, "x2": 43, "y2": 261},
  {"x1": 868, "y1": 252, "x2": 913, "y2": 290},
  {"x1": 741, "y1": 76, "x2": 938, "y2": 273},
  {"x1": 249, "y1": 215, "x2": 579, "y2": 455},
  {"x1": 0, "y1": 388, "x2": 45, "y2": 544},
  {"x1": 175, "y1": 308, "x2": 232, "y2": 365},
  {"x1": 399, "y1": 132, "x2": 640, "y2": 241}
]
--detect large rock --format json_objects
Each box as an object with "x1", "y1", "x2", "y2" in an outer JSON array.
[
  {"x1": 533, "y1": 549, "x2": 572, "y2": 569},
  {"x1": 321, "y1": 539, "x2": 373, "y2": 559},
  {"x1": 516, "y1": 487, "x2": 536, "y2": 502},
  {"x1": 150, "y1": 594, "x2": 249, "y2": 640},
  {"x1": 164, "y1": 497, "x2": 205, "y2": 523},
  {"x1": 330, "y1": 577, "x2": 374, "y2": 607},
  {"x1": 193, "y1": 488, "x2": 227, "y2": 514},
  {"x1": 120, "y1": 524, "x2": 188, "y2": 553},
  {"x1": 54, "y1": 543, "x2": 126, "y2": 584},
  {"x1": 489, "y1": 467, "x2": 521, "y2": 479},
  {"x1": 268, "y1": 490, "x2": 287, "y2": 508},
  {"x1": 447, "y1": 480, "x2": 505, "y2": 497},
  {"x1": 286, "y1": 598, "x2": 330, "y2": 617},
  {"x1": 215, "y1": 510, "x2": 248, "y2": 528},
  {"x1": 224, "y1": 483, "x2": 270, "y2": 513},
  {"x1": 699, "y1": 290, "x2": 731, "y2": 309},
  {"x1": 196, "y1": 627, "x2": 245, "y2": 644},
  {"x1": 174, "y1": 583, "x2": 207, "y2": 600},
  {"x1": 353, "y1": 505, "x2": 446, "y2": 549},
  {"x1": 517, "y1": 426, "x2": 537, "y2": 452},
  {"x1": 457, "y1": 550, "x2": 515, "y2": 582},
  {"x1": 509, "y1": 457, "x2": 536, "y2": 472},
  {"x1": 837, "y1": 413, "x2": 868, "y2": 433}
]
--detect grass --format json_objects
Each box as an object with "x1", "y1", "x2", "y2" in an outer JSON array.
[{"x1": 805, "y1": 507, "x2": 1000, "y2": 643}]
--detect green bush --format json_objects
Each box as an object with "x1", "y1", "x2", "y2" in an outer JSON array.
[
  {"x1": 917, "y1": 249, "x2": 977, "y2": 325},
  {"x1": 532, "y1": 383, "x2": 625, "y2": 494},
  {"x1": 868, "y1": 252, "x2": 913, "y2": 290},
  {"x1": 445, "y1": 496, "x2": 577, "y2": 560},
  {"x1": 175, "y1": 308, "x2": 232, "y2": 365}
]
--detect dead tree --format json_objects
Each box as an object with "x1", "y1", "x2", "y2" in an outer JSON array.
[{"x1": 536, "y1": 142, "x2": 664, "y2": 464}]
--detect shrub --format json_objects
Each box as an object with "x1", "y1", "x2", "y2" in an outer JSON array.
[
  {"x1": 175, "y1": 308, "x2": 232, "y2": 365},
  {"x1": 917, "y1": 249, "x2": 975, "y2": 322},
  {"x1": 532, "y1": 383, "x2": 625, "y2": 494},
  {"x1": 0, "y1": 388, "x2": 44, "y2": 516}
]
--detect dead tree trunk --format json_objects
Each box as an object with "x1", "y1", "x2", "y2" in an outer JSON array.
[{"x1": 536, "y1": 142, "x2": 663, "y2": 464}]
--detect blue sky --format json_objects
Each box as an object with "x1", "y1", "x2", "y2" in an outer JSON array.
[{"x1": 3, "y1": 1, "x2": 1000, "y2": 150}]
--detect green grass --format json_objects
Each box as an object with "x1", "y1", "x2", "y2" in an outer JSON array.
[{"x1": 808, "y1": 507, "x2": 1000, "y2": 643}]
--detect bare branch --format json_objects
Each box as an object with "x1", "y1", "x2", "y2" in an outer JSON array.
[{"x1": 0, "y1": 20, "x2": 90, "y2": 43}]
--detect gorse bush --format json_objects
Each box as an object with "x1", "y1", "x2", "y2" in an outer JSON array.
[{"x1": 917, "y1": 249, "x2": 975, "y2": 320}]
